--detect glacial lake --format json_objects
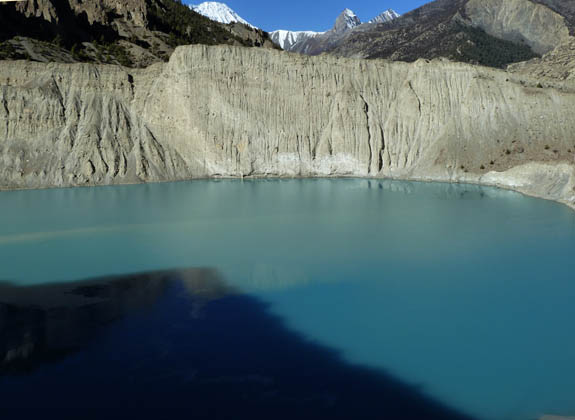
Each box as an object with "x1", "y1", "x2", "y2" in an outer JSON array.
[{"x1": 0, "y1": 179, "x2": 574, "y2": 420}]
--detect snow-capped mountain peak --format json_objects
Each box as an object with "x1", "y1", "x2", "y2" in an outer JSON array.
[
  {"x1": 269, "y1": 30, "x2": 323, "y2": 50},
  {"x1": 341, "y1": 8, "x2": 362, "y2": 29},
  {"x1": 369, "y1": 9, "x2": 401, "y2": 24},
  {"x1": 333, "y1": 8, "x2": 362, "y2": 34},
  {"x1": 191, "y1": 2, "x2": 254, "y2": 28}
]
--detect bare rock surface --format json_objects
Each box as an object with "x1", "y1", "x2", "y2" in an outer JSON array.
[
  {"x1": 0, "y1": 0, "x2": 276, "y2": 67},
  {"x1": 14, "y1": 0, "x2": 147, "y2": 27},
  {"x1": 465, "y1": 0, "x2": 571, "y2": 55},
  {"x1": 509, "y1": 37, "x2": 575, "y2": 80},
  {"x1": 1, "y1": 45, "x2": 574, "y2": 210},
  {"x1": 309, "y1": 0, "x2": 572, "y2": 71}
]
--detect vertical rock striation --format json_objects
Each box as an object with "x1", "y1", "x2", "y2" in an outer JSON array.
[
  {"x1": 0, "y1": 45, "x2": 574, "y2": 209},
  {"x1": 465, "y1": 0, "x2": 571, "y2": 55}
]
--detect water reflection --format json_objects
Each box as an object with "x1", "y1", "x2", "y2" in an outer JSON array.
[
  {"x1": 1, "y1": 179, "x2": 573, "y2": 419},
  {"x1": 1, "y1": 179, "x2": 572, "y2": 287},
  {"x1": 0, "y1": 269, "x2": 226, "y2": 373},
  {"x1": 0, "y1": 269, "x2": 475, "y2": 420}
]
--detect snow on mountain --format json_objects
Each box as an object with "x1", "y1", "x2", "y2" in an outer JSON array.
[
  {"x1": 269, "y1": 30, "x2": 323, "y2": 50},
  {"x1": 191, "y1": 2, "x2": 254, "y2": 28},
  {"x1": 342, "y1": 8, "x2": 362, "y2": 29},
  {"x1": 333, "y1": 8, "x2": 362, "y2": 34},
  {"x1": 269, "y1": 7, "x2": 401, "y2": 51},
  {"x1": 369, "y1": 9, "x2": 401, "y2": 24}
]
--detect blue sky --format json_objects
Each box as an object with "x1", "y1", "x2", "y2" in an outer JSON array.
[{"x1": 185, "y1": 1, "x2": 431, "y2": 32}]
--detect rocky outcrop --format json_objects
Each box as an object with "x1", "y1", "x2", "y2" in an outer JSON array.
[
  {"x1": 0, "y1": 0, "x2": 275, "y2": 67},
  {"x1": 13, "y1": 0, "x2": 59, "y2": 23},
  {"x1": 1, "y1": 45, "x2": 574, "y2": 210},
  {"x1": 531, "y1": 0, "x2": 575, "y2": 34},
  {"x1": 465, "y1": 0, "x2": 571, "y2": 54},
  {"x1": 12, "y1": 0, "x2": 147, "y2": 29},
  {"x1": 508, "y1": 37, "x2": 575, "y2": 80}
]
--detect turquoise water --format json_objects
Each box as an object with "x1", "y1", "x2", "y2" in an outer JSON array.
[{"x1": 0, "y1": 179, "x2": 574, "y2": 419}]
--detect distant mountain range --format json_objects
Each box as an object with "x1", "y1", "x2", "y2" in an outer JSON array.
[
  {"x1": 189, "y1": 2, "x2": 402, "y2": 52},
  {"x1": 190, "y1": 0, "x2": 575, "y2": 71},
  {"x1": 273, "y1": 8, "x2": 401, "y2": 54},
  {"x1": 324, "y1": 0, "x2": 575, "y2": 69},
  {"x1": 1, "y1": 0, "x2": 574, "y2": 75},
  {"x1": 269, "y1": 30, "x2": 323, "y2": 51}
]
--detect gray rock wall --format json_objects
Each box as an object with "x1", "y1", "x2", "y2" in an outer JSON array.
[
  {"x1": 1, "y1": 45, "x2": 574, "y2": 209},
  {"x1": 15, "y1": 0, "x2": 148, "y2": 27},
  {"x1": 465, "y1": 0, "x2": 571, "y2": 54}
]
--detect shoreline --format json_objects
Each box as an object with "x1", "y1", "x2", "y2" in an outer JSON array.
[
  {"x1": 1, "y1": 46, "x2": 574, "y2": 214},
  {"x1": 1, "y1": 169, "x2": 573, "y2": 213}
]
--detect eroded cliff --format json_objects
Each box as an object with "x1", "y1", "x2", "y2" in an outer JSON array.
[
  {"x1": 0, "y1": 45, "x2": 574, "y2": 209},
  {"x1": 465, "y1": 0, "x2": 571, "y2": 55}
]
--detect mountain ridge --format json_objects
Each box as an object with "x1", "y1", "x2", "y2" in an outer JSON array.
[
  {"x1": 271, "y1": 7, "x2": 401, "y2": 53},
  {"x1": 269, "y1": 30, "x2": 323, "y2": 51},
  {"x1": 190, "y1": 2, "x2": 254, "y2": 27},
  {"x1": 0, "y1": 0, "x2": 276, "y2": 67},
  {"x1": 319, "y1": 0, "x2": 574, "y2": 69},
  {"x1": 369, "y1": 9, "x2": 402, "y2": 24}
]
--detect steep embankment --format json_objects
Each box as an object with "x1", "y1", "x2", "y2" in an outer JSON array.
[{"x1": 0, "y1": 45, "x2": 574, "y2": 209}]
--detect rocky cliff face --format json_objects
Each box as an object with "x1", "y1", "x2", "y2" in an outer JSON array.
[
  {"x1": 508, "y1": 37, "x2": 575, "y2": 80},
  {"x1": 0, "y1": 45, "x2": 574, "y2": 209},
  {"x1": 0, "y1": 0, "x2": 275, "y2": 67},
  {"x1": 13, "y1": 0, "x2": 148, "y2": 27},
  {"x1": 531, "y1": 0, "x2": 575, "y2": 34},
  {"x1": 465, "y1": 0, "x2": 570, "y2": 55}
]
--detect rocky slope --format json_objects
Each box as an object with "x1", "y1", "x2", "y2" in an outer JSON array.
[
  {"x1": 0, "y1": 0, "x2": 275, "y2": 67},
  {"x1": 0, "y1": 45, "x2": 574, "y2": 210},
  {"x1": 283, "y1": 8, "x2": 400, "y2": 54},
  {"x1": 369, "y1": 10, "x2": 402, "y2": 24},
  {"x1": 508, "y1": 37, "x2": 575, "y2": 80},
  {"x1": 312, "y1": 0, "x2": 575, "y2": 69},
  {"x1": 531, "y1": 0, "x2": 575, "y2": 33},
  {"x1": 464, "y1": 0, "x2": 570, "y2": 55}
]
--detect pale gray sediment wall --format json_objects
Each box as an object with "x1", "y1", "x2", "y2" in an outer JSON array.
[{"x1": 0, "y1": 45, "x2": 574, "y2": 209}]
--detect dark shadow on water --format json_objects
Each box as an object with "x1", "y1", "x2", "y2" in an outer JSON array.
[
  {"x1": 0, "y1": 269, "x2": 226, "y2": 374},
  {"x1": 0, "y1": 270, "x2": 476, "y2": 420}
]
